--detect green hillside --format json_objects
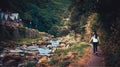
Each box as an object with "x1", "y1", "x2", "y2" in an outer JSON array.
[{"x1": 0, "y1": 0, "x2": 72, "y2": 36}]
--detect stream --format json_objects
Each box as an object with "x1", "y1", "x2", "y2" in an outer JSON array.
[{"x1": 0, "y1": 39, "x2": 65, "y2": 67}]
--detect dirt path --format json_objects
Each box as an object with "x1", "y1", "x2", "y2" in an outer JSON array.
[
  {"x1": 59, "y1": 46, "x2": 105, "y2": 67},
  {"x1": 86, "y1": 46, "x2": 105, "y2": 67}
]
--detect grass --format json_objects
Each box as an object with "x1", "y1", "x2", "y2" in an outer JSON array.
[
  {"x1": 24, "y1": 62, "x2": 36, "y2": 67},
  {"x1": 13, "y1": 37, "x2": 37, "y2": 45},
  {"x1": 0, "y1": 36, "x2": 48, "y2": 48},
  {"x1": 0, "y1": 38, "x2": 36, "y2": 47},
  {"x1": 13, "y1": 37, "x2": 48, "y2": 44},
  {"x1": 47, "y1": 41, "x2": 90, "y2": 67},
  {"x1": 55, "y1": 42, "x2": 90, "y2": 55}
]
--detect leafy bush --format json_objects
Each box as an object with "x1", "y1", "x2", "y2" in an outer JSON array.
[
  {"x1": 18, "y1": 27, "x2": 26, "y2": 37},
  {"x1": 0, "y1": 24, "x2": 14, "y2": 40}
]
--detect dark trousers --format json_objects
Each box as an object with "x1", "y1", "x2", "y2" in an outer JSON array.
[{"x1": 93, "y1": 42, "x2": 98, "y2": 53}]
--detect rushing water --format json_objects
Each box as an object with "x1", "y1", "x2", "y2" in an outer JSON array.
[{"x1": 0, "y1": 40, "x2": 61, "y2": 66}]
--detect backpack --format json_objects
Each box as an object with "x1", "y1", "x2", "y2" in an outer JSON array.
[{"x1": 92, "y1": 35, "x2": 98, "y2": 42}]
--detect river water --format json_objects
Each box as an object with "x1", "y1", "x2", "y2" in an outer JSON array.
[{"x1": 0, "y1": 40, "x2": 61, "y2": 66}]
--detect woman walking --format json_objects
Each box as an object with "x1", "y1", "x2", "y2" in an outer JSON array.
[{"x1": 89, "y1": 30, "x2": 100, "y2": 55}]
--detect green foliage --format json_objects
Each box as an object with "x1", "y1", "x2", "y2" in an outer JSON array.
[
  {"x1": 69, "y1": 14, "x2": 87, "y2": 34},
  {"x1": 69, "y1": 0, "x2": 120, "y2": 66},
  {"x1": 88, "y1": 13, "x2": 100, "y2": 31},
  {"x1": 69, "y1": 0, "x2": 99, "y2": 34},
  {"x1": 18, "y1": 27, "x2": 26, "y2": 37},
  {"x1": 25, "y1": 61, "x2": 36, "y2": 67},
  {"x1": 55, "y1": 42, "x2": 89, "y2": 56},
  {"x1": 47, "y1": 57, "x2": 58, "y2": 65},
  {"x1": 97, "y1": 0, "x2": 120, "y2": 66},
  {"x1": 5, "y1": 26, "x2": 14, "y2": 36},
  {"x1": 48, "y1": 25, "x2": 61, "y2": 37},
  {"x1": 23, "y1": 12, "x2": 33, "y2": 21},
  {"x1": 0, "y1": 24, "x2": 14, "y2": 40},
  {"x1": 48, "y1": 42, "x2": 90, "y2": 66},
  {"x1": 14, "y1": 38, "x2": 36, "y2": 45},
  {"x1": 58, "y1": 29, "x2": 70, "y2": 37},
  {"x1": 1, "y1": 0, "x2": 72, "y2": 36}
]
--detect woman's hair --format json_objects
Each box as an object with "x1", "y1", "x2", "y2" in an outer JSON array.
[{"x1": 93, "y1": 30, "x2": 98, "y2": 38}]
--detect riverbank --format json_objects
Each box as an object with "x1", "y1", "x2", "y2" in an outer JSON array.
[{"x1": 0, "y1": 36, "x2": 91, "y2": 67}]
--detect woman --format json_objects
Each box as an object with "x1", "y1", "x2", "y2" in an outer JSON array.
[{"x1": 89, "y1": 30, "x2": 100, "y2": 55}]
